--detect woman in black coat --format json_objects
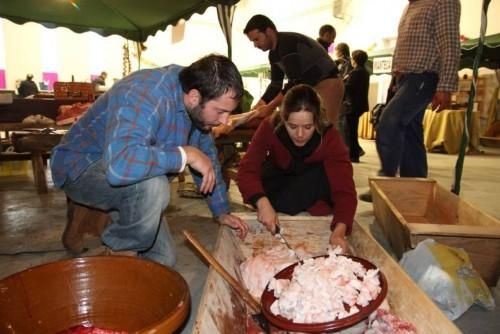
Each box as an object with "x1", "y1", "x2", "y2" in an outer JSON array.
[{"x1": 344, "y1": 50, "x2": 370, "y2": 162}]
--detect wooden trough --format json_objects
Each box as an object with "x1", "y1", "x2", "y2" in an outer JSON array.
[
  {"x1": 193, "y1": 214, "x2": 461, "y2": 334},
  {"x1": 370, "y1": 177, "x2": 500, "y2": 286}
]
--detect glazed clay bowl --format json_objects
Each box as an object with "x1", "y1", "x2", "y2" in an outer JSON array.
[
  {"x1": 0, "y1": 256, "x2": 189, "y2": 333},
  {"x1": 261, "y1": 255, "x2": 388, "y2": 333}
]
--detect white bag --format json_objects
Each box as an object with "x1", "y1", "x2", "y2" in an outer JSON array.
[{"x1": 399, "y1": 239, "x2": 495, "y2": 320}]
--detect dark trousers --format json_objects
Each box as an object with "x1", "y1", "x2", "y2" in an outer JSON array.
[
  {"x1": 345, "y1": 112, "x2": 362, "y2": 160},
  {"x1": 262, "y1": 162, "x2": 332, "y2": 215},
  {"x1": 376, "y1": 72, "x2": 438, "y2": 177}
]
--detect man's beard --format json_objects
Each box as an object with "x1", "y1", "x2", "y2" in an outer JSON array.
[{"x1": 186, "y1": 103, "x2": 211, "y2": 132}]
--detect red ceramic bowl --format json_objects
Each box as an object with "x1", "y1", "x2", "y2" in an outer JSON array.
[
  {"x1": 261, "y1": 255, "x2": 388, "y2": 333},
  {"x1": 0, "y1": 256, "x2": 190, "y2": 333}
]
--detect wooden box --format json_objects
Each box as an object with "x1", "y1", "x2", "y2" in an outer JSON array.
[
  {"x1": 193, "y1": 214, "x2": 460, "y2": 334},
  {"x1": 370, "y1": 177, "x2": 500, "y2": 286},
  {"x1": 54, "y1": 82, "x2": 94, "y2": 101}
]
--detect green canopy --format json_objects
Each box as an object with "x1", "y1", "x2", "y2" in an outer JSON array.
[
  {"x1": 367, "y1": 33, "x2": 500, "y2": 73},
  {"x1": 0, "y1": 0, "x2": 239, "y2": 43},
  {"x1": 460, "y1": 32, "x2": 500, "y2": 69}
]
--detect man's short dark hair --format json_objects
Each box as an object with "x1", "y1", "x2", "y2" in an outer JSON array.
[
  {"x1": 352, "y1": 50, "x2": 368, "y2": 67},
  {"x1": 179, "y1": 54, "x2": 243, "y2": 103},
  {"x1": 244, "y1": 14, "x2": 276, "y2": 34},
  {"x1": 319, "y1": 24, "x2": 335, "y2": 36}
]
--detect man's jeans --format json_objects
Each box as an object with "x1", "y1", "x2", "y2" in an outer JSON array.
[
  {"x1": 62, "y1": 159, "x2": 176, "y2": 266},
  {"x1": 376, "y1": 72, "x2": 438, "y2": 177}
]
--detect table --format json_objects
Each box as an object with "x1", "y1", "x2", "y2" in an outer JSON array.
[
  {"x1": 423, "y1": 108, "x2": 480, "y2": 154},
  {"x1": 358, "y1": 108, "x2": 480, "y2": 155}
]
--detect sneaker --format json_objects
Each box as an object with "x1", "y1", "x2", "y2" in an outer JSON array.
[{"x1": 359, "y1": 191, "x2": 373, "y2": 203}]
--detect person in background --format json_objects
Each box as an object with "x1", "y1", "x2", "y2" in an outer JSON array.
[
  {"x1": 343, "y1": 50, "x2": 370, "y2": 163},
  {"x1": 18, "y1": 74, "x2": 39, "y2": 98},
  {"x1": 244, "y1": 14, "x2": 344, "y2": 127},
  {"x1": 335, "y1": 43, "x2": 353, "y2": 80},
  {"x1": 335, "y1": 42, "x2": 353, "y2": 143},
  {"x1": 360, "y1": 0, "x2": 461, "y2": 202},
  {"x1": 92, "y1": 71, "x2": 108, "y2": 90},
  {"x1": 317, "y1": 24, "x2": 336, "y2": 52},
  {"x1": 237, "y1": 84, "x2": 357, "y2": 253},
  {"x1": 51, "y1": 54, "x2": 249, "y2": 266}
]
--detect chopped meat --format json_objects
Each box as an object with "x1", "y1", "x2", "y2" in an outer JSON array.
[
  {"x1": 268, "y1": 248, "x2": 382, "y2": 323},
  {"x1": 365, "y1": 309, "x2": 417, "y2": 334},
  {"x1": 240, "y1": 245, "x2": 300, "y2": 299}
]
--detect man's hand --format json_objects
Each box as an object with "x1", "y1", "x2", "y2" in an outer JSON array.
[
  {"x1": 431, "y1": 91, "x2": 452, "y2": 112},
  {"x1": 182, "y1": 146, "x2": 215, "y2": 194},
  {"x1": 256, "y1": 197, "x2": 279, "y2": 233},
  {"x1": 249, "y1": 105, "x2": 272, "y2": 121},
  {"x1": 212, "y1": 123, "x2": 233, "y2": 139},
  {"x1": 217, "y1": 213, "x2": 249, "y2": 240}
]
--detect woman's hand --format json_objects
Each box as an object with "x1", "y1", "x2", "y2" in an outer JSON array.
[
  {"x1": 217, "y1": 213, "x2": 249, "y2": 240},
  {"x1": 329, "y1": 223, "x2": 350, "y2": 254},
  {"x1": 329, "y1": 234, "x2": 350, "y2": 254},
  {"x1": 256, "y1": 197, "x2": 279, "y2": 234}
]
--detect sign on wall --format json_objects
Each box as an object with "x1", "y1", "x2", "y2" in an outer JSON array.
[{"x1": 373, "y1": 56, "x2": 393, "y2": 74}]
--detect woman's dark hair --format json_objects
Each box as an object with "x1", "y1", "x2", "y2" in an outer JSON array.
[
  {"x1": 244, "y1": 14, "x2": 276, "y2": 34},
  {"x1": 335, "y1": 43, "x2": 350, "y2": 58},
  {"x1": 351, "y1": 50, "x2": 368, "y2": 67},
  {"x1": 272, "y1": 84, "x2": 329, "y2": 135},
  {"x1": 179, "y1": 54, "x2": 243, "y2": 104}
]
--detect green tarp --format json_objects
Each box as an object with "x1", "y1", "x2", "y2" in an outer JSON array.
[
  {"x1": 460, "y1": 32, "x2": 500, "y2": 69},
  {"x1": 367, "y1": 33, "x2": 500, "y2": 72},
  {"x1": 0, "y1": 0, "x2": 239, "y2": 42}
]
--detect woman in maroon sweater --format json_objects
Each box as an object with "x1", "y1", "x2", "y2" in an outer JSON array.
[{"x1": 237, "y1": 84, "x2": 357, "y2": 252}]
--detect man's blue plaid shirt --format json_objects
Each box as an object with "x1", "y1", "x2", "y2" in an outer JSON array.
[{"x1": 51, "y1": 65, "x2": 230, "y2": 216}]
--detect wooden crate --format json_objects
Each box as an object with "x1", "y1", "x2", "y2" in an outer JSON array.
[
  {"x1": 370, "y1": 177, "x2": 500, "y2": 286},
  {"x1": 54, "y1": 82, "x2": 94, "y2": 101},
  {"x1": 193, "y1": 214, "x2": 460, "y2": 334}
]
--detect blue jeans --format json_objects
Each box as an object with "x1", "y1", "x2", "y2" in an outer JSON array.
[
  {"x1": 376, "y1": 72, "x2": 438, "y2": 177},
  {"x1": 62, "y1": 159, "x2": 176, "y2": 266}
]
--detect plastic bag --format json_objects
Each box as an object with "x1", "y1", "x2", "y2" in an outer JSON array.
[{"x1": 399, "y1": 239, "x2": 495, "y2": 320}]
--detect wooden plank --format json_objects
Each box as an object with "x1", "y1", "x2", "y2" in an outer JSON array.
[
  {"x1": 371, "y1": 180, "x2": 412, "y2": 257},
  {"x1": 0, "y1": 152, "x2": 50, "y2": 161},
  {"x1": 371, "y1": 177, "x2": 434, "y2": 217},
  {"x1": 192, "y1": 228, "x2": 247, "y2": 334},
  {"x1": 408, "y1": 223, "x2": 500, "y2": 238},
  {"x1": 194, "y1": 214, "x2": 461, "y2": 334}
]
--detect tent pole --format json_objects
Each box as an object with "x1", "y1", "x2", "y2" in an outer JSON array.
[{"x1": 452, "y1": 0, "x2": 490, "y2": 195}]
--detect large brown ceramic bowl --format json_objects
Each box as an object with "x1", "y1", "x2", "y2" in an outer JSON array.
[
  {"x1": 261, "y1": 255, "x2": 387, "y2": 333},
  {"x1": 0, "y1": 256, "x2": 189, "y2": 333}
]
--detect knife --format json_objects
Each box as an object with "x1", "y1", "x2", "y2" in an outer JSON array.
[{"x1": 275, "y1": 224, "x2": 300, "y2": 261}]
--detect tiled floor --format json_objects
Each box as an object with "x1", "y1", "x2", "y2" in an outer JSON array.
[{"x1": 1, "y1": 139, "x2": 499, "y2": 333}]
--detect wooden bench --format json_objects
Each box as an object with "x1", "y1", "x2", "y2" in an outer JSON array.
[{"x1": 9, "y1": 131, "x2": 64, "y2": 193}]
